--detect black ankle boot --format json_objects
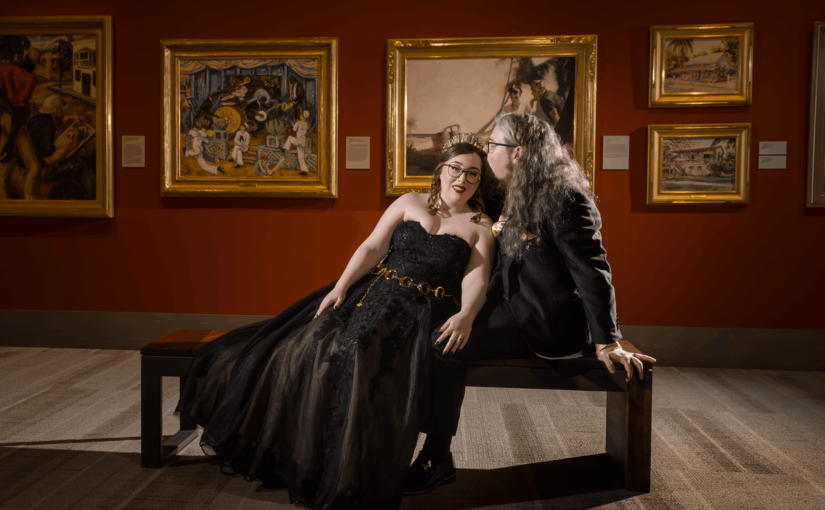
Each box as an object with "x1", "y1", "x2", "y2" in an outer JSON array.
[{"x1": 400, "y1": 450, "x2": 456, "y2": 495}]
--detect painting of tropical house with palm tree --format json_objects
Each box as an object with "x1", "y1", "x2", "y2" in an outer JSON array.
[{"x1": 664, "y1": 37, "x2": 739, "y2": 93}]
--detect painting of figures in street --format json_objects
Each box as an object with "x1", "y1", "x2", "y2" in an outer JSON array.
[
  {"x1": 661, "y1": 137, "x2": 737, "y2": 191},
  {"x1": 179, "y1": 58, "x2": 318, "y2": 179},
  {"x1": 405, "y1": 57, "x2": 575, "y2": 176},
  {"x1": 663, "y1": 37, "x2": 739, "y2": 94},
  {"x1": 0, "y1": 33, "x2": 99, "y2": 201}
]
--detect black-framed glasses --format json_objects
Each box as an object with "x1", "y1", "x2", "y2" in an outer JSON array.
[
  {"x1": 441, "y1": 164, "x2": 481, "y2": 184},
  {"x1": 484, "y1": 141, "x2": 519, "y2": 154}
]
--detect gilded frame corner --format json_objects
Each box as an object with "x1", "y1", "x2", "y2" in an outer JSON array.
[
  {"x1": 0, "y1": 15, "x2": 114, "y2": 218},
  {"x1": 649, "y1": 23, "x2": 753, "y2": 108},
  {"x1": 647, "y1": 123, "x2": 750, "y2": 205},
  {"x1": 160, "y1": 37, "x2": 338, "y2": 198},
  {"x1": 385, "y1": 35, "x2": 597, "y2": 196},
  {"x1": 807, "y1": 22, "x2": 825, "y2": 208}
]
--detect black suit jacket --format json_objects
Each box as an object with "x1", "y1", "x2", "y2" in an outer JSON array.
[{"x1": 488, "y1": 191, "x2": 621, "y2": 359}]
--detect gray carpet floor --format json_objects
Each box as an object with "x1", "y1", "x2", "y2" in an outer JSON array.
[{"x1": 1, "y1": 347, "x2": 824, "y2": 509}]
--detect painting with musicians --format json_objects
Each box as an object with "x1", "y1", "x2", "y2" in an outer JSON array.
[
  {"x1": 161, "y1": 38, "x2": 338, "y2": 197},
  {"x1": 179, "y1": 59, "x2": 318, "y2": 179},
  {"x1": 0, "y1": 16, "x2": 113, "y2": 217}
]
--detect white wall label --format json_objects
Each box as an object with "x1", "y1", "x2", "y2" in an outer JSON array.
[
  {"x1": 603, "y1": 136, "x2": 629, "y2": 170},
  {"x1": 346, "y1": 137, "x2": 370, "y2": 169},
  {"x1": 758, "y1": 141, "x2": 787, "y2": 169},
  {"x1": 122, "y1": 136, "x2": 145, "y2": 168},
  {"x1": 759, "y1": 141, "x2": 787, "y2": 156},
  {"x1": 758, "y1": 155, "x2": 787, "y2": 169}
]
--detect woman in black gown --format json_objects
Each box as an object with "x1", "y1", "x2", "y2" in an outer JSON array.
[{"x1": 176, "y1": 141, "x2": 495, "y2": 509}]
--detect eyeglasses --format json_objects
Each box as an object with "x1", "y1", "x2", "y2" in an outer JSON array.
[
  {"x1": 441, "y1": 164, "x2": 481, "y2": 184},
  {"x1": 484, "y1": 141, "x2": 519, "y2": 154}
]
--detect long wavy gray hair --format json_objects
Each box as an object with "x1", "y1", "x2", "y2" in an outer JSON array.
[{"x1": 495, "y1": 113, "x2": 593, "y2": 260}]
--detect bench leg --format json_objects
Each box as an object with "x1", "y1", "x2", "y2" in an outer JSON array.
[
  {"x1": 605, "y1": 365, "x2": 652, "y2": 492},
  {"x1": 180, "y1": 376, "x2": 197, "y2": 431},
  {"x1": 141, "y1": 357, "x2": 200, "y2": 469},
  {"x1": 141, "y1": 359, "x2": 162, "y2": 468}
]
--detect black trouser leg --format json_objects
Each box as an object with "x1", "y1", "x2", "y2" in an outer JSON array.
[{"x1": 420, "y1": 299, "x2": 521, "y2": 441}]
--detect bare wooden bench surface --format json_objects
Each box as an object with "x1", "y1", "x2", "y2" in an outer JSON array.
[{"x1": 141, "y1": 330, "x2": 652, "y2": 492}]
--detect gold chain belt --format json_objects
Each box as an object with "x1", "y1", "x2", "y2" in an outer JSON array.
[{"x1": 356, "y1": 263, "x2": 455, "y2": 307}]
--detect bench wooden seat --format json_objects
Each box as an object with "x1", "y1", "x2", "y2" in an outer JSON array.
[{"x1": 141, "y1": 330, "x2": 652, "y2": 492}]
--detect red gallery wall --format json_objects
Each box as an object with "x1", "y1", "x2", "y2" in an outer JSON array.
[{"x1": 1, "y1": 0, "x2": 824, "y2": 331}]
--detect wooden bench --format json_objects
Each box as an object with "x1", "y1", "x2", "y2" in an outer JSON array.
[{"x1": 141, "y1": 330, "x2": 652, "y2": 492}]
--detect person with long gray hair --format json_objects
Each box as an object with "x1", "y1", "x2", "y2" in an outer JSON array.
[{"x1": 402, "y1": 113, "x2": 656, "y2": 496}]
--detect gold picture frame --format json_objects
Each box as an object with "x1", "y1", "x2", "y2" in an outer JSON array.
[
  {"x1": 649, "y1": 23, "x2": 753, "y2": 108},
  {"x1": 0, "y1": 16, "x2": 113, "y2": 217},
  {"x1": 385, "y1": 35, "x2": 597, "y2": 196},
  {"x1": 160, "y1": 38, "x2": 338, "y2": 197},
  {"x1": 647, "y1": 123, "x2": 750, "y2": 204},
  {"x1": 807, "y1": 22, "x2": 825, "y2": 207}
]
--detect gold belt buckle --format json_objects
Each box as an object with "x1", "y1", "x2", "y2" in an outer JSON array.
[{"x1": 359, "y1": 264, "x2": 454, "y2": 307}]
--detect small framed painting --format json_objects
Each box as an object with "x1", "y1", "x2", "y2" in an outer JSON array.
[
  {"x1": 649, "y1": 23, "x2": 753, "y2": 108},
  {"x1": 647, "y1": 123, "x2": 750, "y2": 204},
  {"x1": 160, "y1": 37, "x2": 338, "y2": 197}
]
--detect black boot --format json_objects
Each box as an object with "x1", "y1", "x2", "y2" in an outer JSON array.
[{"x1": 400, "y1": 450, "x2": 456, "y2": 495}]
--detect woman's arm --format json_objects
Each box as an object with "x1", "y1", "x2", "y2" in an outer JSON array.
[
  {"x1": 315, "y1": 193, "x2": 416, "y2": 316},
  {"x1": 436, "y1": 221, "x2": 495, "y2": 354}
]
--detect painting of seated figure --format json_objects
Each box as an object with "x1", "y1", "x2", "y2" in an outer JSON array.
[{"x1": 385, "y1": 36, "x2": 597, "y2": 196}]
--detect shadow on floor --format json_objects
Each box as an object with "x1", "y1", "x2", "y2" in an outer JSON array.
[
  {"x1": 0, "y1": 447, "x2": 637, "y2": 510},
  {"x1": 403, "y1": 453, "x2": 637, "y2": 509}
]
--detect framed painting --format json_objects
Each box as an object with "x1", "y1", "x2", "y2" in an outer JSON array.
[
  {"x1": 808, "y1": 22, "x2": 825, "y2": 207},
  {"x1": 649, "y1": 23, "x2": 753, "y2": 108},
  {"x1": 160, "y1": 38, "x2": 338, "y2": 197},
  {"x1": 0, "y1": 16, "x2": 113, "y2": 217},
  {"x1": 385, "y1": 35, "x2": 597, "y2": 196},
  {"x1": 647, "y1": 123, "x2": 750, "y2": 204}
]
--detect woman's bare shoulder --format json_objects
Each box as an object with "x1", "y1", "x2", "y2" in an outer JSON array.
[{"x1": 396, "y1": 192, "x2": 428, "y2": 206}]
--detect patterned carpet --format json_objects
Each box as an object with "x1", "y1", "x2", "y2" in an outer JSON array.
[{"x1": 1, "y1": 347, "x2": 824, "y2": 509}]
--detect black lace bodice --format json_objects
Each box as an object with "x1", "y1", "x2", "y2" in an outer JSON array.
[{"x1": 378, "y1": 220, "x2": 472, "y2": 300}]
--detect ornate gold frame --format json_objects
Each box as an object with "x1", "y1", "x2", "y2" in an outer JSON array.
[
  {"x1": 649, "y1": 23, "x2": 753, "y2": 108},
  {"x1": 385, "y1": 36, "x2": 597, "y2": 196},
  {"x1": 160, "y1": 38, "x2": 338, "y2": 197},
  {"x1": 0, "y1": 16, "x2": 113, "y2": 218},
  {"x1": 647, "y1": 123, "x2": 750, "y2": 204},
  {"x1": 807, "y1": 22, "x2": 825, "y2": 207}
]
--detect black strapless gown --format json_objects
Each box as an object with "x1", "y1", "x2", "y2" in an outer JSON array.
[{"x1": 176, "y1": 221, "x2": 471, "y2": 509}]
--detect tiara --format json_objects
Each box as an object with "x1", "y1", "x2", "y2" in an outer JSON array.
[{"x1": 442, "y1": 132, "x2": 484, "y2": 152}]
